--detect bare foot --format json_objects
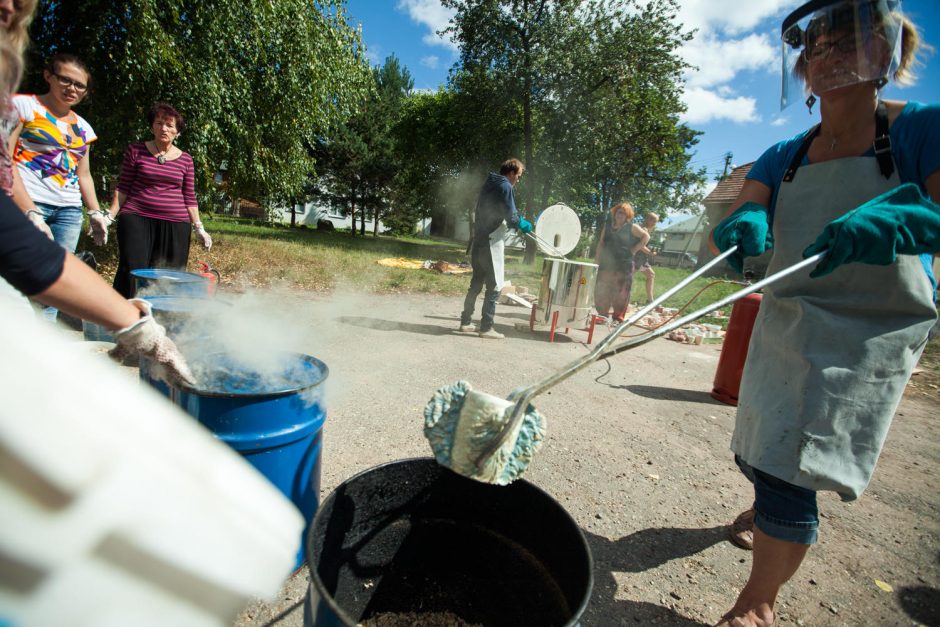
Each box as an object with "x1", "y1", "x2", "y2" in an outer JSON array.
[{"x1": 714, "y1": 605, "x2": 775, "y2": 627}]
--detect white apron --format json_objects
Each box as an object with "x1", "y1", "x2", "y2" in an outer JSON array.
[
  {"x1": 488, "y1": 222, "x2": 507, "y2": 292},
  {"x1": 732, "y1": 152, "x2": 937, "y2": 501}
]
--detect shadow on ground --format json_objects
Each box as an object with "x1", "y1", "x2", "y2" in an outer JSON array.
[
  {"x1": 622, "y1": 384, "x2": 726, "y2": 405},
  {"x1": 897, "y1": 585, "x2": 940, "y2": 626},
  {"x1": 581, "y1": 526, "x2": 727, "y2": 625}
]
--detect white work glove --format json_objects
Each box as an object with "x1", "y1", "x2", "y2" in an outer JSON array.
[
  {"x1": 193, "y1": 222, "x2": 212, "y2": 251},
  {"x1": 26, "y1": 210, "x2": 54, "y2": 240},
  {"x1": 87, "y1": 210, "x2": 114, "y2": 246},
  {"x1": 109, "y1": 299, "x2": 196, "y2": 386}
]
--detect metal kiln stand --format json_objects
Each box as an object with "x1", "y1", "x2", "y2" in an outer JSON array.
[{"x1": 520, "y1": 204, "x2": 602, "y2": 343}]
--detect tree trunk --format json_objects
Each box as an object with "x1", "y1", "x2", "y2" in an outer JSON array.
[
  {"x1": 349, "y1": 198, "x2": 357, "y2": 236},
  {"x1": 521, "y1": 22, "x2": 536, "y2": 265},
  {"x1": 290, "y1": 204, "x2": 297, "y2": 227},
  {"x1": 373, "y1": 209, "x2": 379, "y2": 237}
]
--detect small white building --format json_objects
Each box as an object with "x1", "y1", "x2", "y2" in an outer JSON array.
[
  {"x1": 272, "y1": 201, "x2": 424, "y2": 234},
  {"x1": 660, "y1": 215, "x2": 706, "y2": 257}
]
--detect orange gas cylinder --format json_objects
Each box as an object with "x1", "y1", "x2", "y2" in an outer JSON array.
[
  {"x1": 711, "y1": 292, "x2": 763, "y2": 406},
  {"x1": 197, "y1": 262, "x2": 220, "y2": 296}
]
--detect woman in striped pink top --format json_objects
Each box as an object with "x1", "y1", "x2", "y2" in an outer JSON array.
[{"x1": 102, "y1": 102, "x2": 212, "y2": 297}]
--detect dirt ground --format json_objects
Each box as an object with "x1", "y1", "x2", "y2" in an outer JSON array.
[{"x1": 223, "y1": 291, "x2": 939, "y2": 627}]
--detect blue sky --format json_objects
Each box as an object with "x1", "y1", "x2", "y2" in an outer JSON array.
[{"x1": 345, "y1": 0, "x2": 939, "y2": 192}]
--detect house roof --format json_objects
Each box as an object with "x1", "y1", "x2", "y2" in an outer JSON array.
[
  {"x1": 661, "y1": 215, "x2": 706, "y2": 234},
  {"x1": 703, "y1": 162, "x2": 754, "y2": 205}
]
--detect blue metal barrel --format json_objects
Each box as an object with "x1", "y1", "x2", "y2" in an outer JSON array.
[
  {"x1": 130, "y1": 268, "x2": 210, "y2": 297},
  {"x1": 175, "y1": 351, "x2": 329, "y2": 569}
]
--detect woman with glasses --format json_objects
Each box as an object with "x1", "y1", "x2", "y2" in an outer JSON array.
[
  {"x1": 9, "y1": 52, "x2": 104, "y2": 321},
  {"x1": 709, "y1": 1, "x2": 939, "y2": 625}
]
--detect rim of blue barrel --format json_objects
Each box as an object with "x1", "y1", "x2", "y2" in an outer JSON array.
[
  {"x1": 140, "y1": 294, "x2": 213, "y2": 311},
  {"x1": 176, "y1": 351, "x2": 329, "y2": 399},
  {"x1": 131, "y1": 268, "x2": 208, "y2": 283}
]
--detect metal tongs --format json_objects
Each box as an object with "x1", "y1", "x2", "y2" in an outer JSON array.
[
  {"x1": 472, "y1": 246, "x2": 827, "y2": 468},
  {"x1": 526, "y1": 231, "x2": 568, "y2": 258}
]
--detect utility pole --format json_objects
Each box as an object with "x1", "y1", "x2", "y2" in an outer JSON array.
[{"x1": 677, "y1": 151, "x2": 733, "y2": 268}]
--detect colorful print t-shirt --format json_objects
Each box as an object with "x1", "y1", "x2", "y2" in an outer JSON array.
[{"x1": 12, "y1": 94, "x2": 97, "y2": 207}]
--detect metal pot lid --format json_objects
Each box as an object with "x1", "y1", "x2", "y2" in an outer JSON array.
[{"x1": 535, "y1": 203, "x2": 581, "y2": 257}]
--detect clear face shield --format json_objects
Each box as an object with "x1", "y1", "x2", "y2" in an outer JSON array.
[{"x1": 780, "y1": 0, "x2": 903, "y2": 110}]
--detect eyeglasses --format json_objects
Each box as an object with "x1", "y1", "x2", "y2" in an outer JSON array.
[
  {"x1": 50, "y1": 72, "x2": 88, "y2": 93},
  {"x1": 803, "y1": 33, "x2": 859, "y2": 61}
]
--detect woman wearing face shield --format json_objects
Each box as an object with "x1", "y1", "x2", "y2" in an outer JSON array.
[{"x1": 709, "y1": 1, "x2": 940, "y2": 625}]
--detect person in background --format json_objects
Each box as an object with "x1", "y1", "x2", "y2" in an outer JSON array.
[
  {"x1": 0, "y1": 26, "x2": 191, "y2": 382},
  {"x1": 9, "y1": 52, "x2": 105, "y2": 320},
  {"x1": 709, "y1": 1, "x2": 939, "y2": 624},
  {"x1": 97, "y1": 102, "x2": 211, "y2": 298},
  {"x1": 633, "y1": 212, "x2": 660, "y2": 305},
  {"x1": 459, "y1": 158, "x2": 531, "y2": 339},
  {"x1": 593, "y1": 202, "x2": 649, "y2": 323}
]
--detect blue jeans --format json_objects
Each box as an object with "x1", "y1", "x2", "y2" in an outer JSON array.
[
  {"x1": 35, "y1": 202, "x2": 83, "y2": 321},
  {"x1": 461, "y1": 242, "x2": 500, "y2": 332},
  {"x1": 736, "y1": 455, "x2": 819, "y2": 545}
]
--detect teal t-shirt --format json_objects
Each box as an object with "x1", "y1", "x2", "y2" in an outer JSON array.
[{"x1": 746, "y1": 101, "x2": 940, "y2": 289}]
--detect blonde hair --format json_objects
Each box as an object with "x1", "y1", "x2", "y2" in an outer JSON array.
[
  {"x1": 0, "y1": 31, "x2": 23, "y2": 99},
  {"x1": 8, "y1": 0, "x2": 37, "y2": 55}
]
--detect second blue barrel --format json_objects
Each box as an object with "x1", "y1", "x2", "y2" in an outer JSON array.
[
  {"x1": 174, "y1": 351, "x2": 329, "y2": 570},
  {"x1": 130, "y1": 268, "x2": 210, "y2": 297}
]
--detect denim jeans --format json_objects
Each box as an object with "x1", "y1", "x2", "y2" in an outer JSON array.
[
  {"x1": 35, "y1": 202, "x2": 83, "y2": 322},
  {"x1": 461, "y1": 242, "x2": 500, "y2": 332},
  {"x1": 735, "y1": 455, "x2": 819, "y2": 545}
]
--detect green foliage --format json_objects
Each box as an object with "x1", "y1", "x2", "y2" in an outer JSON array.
[
  {"x1": 26, "y1": 0, "x2": 371, "y2": 201},
  {"x1": 437, "y1": 0, "x2": 707, "y2": 261},
  {"x1": 312, "y1": 55, "x2": 413, "y2": 236}
]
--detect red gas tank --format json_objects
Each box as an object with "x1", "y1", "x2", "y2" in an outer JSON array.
[
  {"x1": 711, "y1": 292, "x2": 763, "y2": 406},
  {"x1": 196, "y1": 262, "x2": 220, "y2": 296}
]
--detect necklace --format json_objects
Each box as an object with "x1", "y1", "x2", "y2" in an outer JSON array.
[{"x1": 153, "y1": 142, "x2": 171, "y2": 164}]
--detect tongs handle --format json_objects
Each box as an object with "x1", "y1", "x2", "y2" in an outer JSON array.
[
  {"x1": 597, "y1": 250, "x2": 826, "y2": 360},
  {"x1": 473, "y1": 245, "x2": 742, "y2": 466},
  {"x1": 526, "y1": 231, "x2": 568, "y2": 258}
]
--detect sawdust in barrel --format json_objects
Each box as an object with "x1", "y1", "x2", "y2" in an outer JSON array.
[{"x1": 358, "y1": 611, "x2": 482, "y2": 627}]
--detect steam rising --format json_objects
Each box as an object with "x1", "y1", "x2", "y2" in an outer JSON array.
[{"x1": 142, "y1": 287, "x2": 329, "y2": 407}]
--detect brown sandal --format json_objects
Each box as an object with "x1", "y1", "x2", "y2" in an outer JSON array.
[{"x1": 729, "y1": 508, "x2": 755, "y2": 551}]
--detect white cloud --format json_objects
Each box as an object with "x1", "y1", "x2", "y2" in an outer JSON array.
[
  {"x1": 681, "y1": 87, "x2": 760, "y2": 124},
  {"x1": 420, "y1": 55, "x2": 440, "y2": 69},
  {"x1": 682, "y1": 32, "x2": 776, "y2": 88},
  {"x1": 670, "y1": 1, "x2": 801, "y2": 127},
  {"x1": 397, "y1": 0, "x2": 458, "y2": 51},
  {"x1": 676, "y1": 0, "x2": 798, "y2": 36},
  {"x1": 770, "y1": 115, "x2": 788, "y2": 126}
]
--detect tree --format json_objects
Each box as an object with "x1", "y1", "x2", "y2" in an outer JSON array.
[
  {"x1": 26, "y1": 0, "x2": 371, "y2": 202},
  {"x1": 313, "y1": 55, "x2": 413, "y2": 237},
  {"x1": 441, "y1": 0, "x2": 705, "y2": 261}
]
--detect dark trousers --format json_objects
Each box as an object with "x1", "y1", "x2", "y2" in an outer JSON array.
[
  {"x1": 113, "y1": 213, "x2": 192, "y2": 297},
  {"x1": 461, "y1": 242, "x2": 500, "y2": 331},
  {"x1": 594, "y1": 267, "x2": 634, "y2": 322}
]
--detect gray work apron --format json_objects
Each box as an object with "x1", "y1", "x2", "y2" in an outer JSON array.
[
  {"x1": 488, "y1": 222, "x2": 506, "y2": 292},
  {"x1": 732, "y1": 153, "x2": 937, "y2": 501}
]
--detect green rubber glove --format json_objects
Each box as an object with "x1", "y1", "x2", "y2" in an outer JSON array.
[
  {"x1": 802, "y1": 183, "x2": 940, "y2": 278},
  {"x1": 517, "y1": 217, "x2": 533, "y2": 234},
  {"x1": 712, "y1": 201, "x2": 773, "y2": 273}
]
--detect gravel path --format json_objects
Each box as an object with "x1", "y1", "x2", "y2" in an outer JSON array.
[{"x1": 227, "y1": 291, "x2": 938, "y2": 627}]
